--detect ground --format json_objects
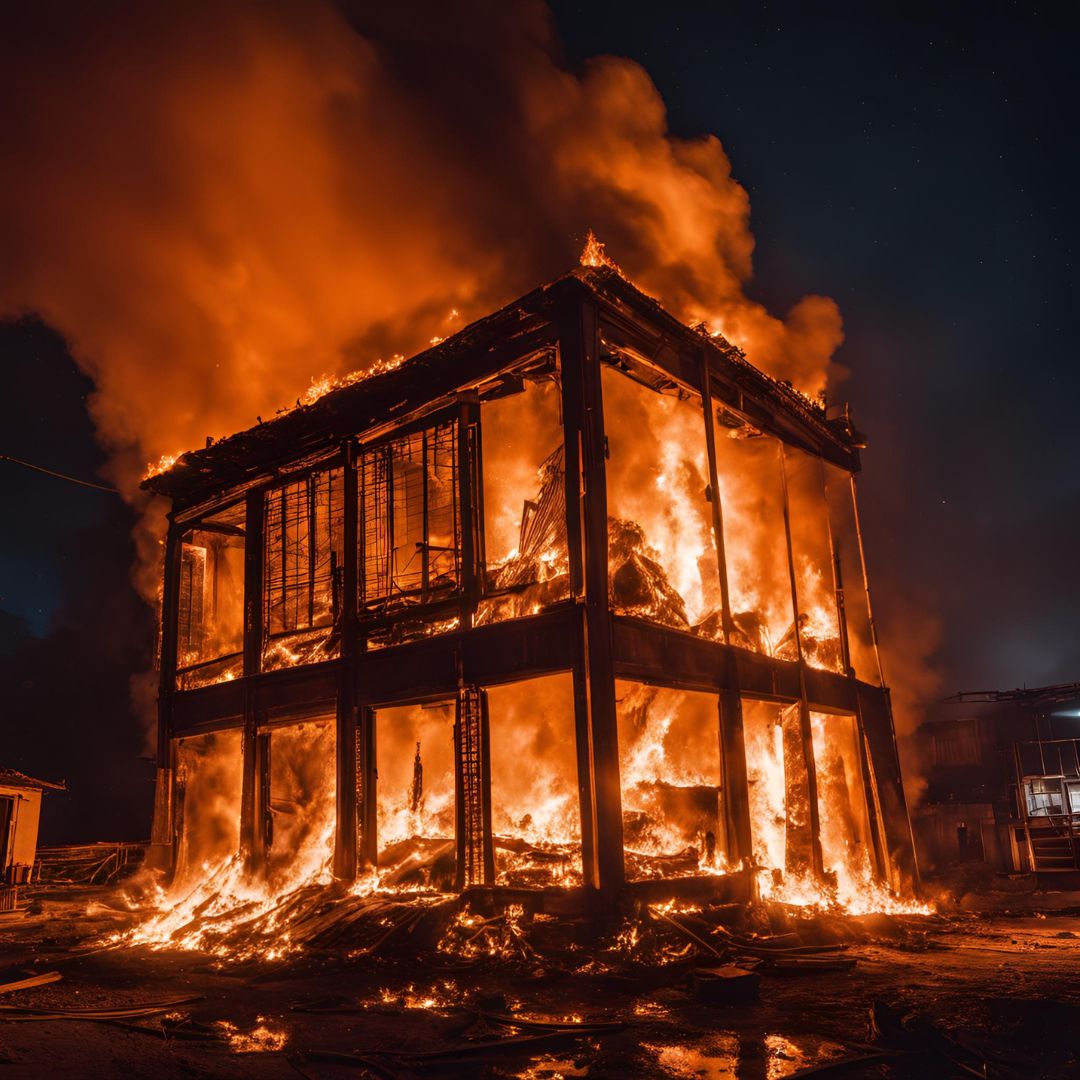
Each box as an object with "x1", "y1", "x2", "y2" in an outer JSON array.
[{"x1": 1, "y1": 884, "x2": 1078, "y2": 1079}]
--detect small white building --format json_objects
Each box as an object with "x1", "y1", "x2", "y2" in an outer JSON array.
[{"x1": 0, "y1": 768, "x2": 65, "y2": 888}]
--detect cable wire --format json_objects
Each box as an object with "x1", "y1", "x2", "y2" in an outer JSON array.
[{"x1": 1, "y1": 452, "x2": 119, "y2": 494}]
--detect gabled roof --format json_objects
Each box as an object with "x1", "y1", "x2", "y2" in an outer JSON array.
[
  {"x1": 0, "y1": 768, "x2": 66, "y2": 792},
  {"x1": 144, "y1": 267, "x2": 858, "y2": 509}
]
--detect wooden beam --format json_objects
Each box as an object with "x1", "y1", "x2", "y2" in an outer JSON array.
[
  {"x1": 334, "y1": 444, "x2": 359, "y2": 881},
  {"x1": 558, "y1": 294, "x2": 625, "y2": 896},
  {"x1": 849, "y1": 474, "x2": 921, "y2": 893},
  {"x1": 457, "y1": 399, "x2": 481, "y2": 627},
  {"x1": 778, "y1": 443, "x2": 825, "y2": 880},
  {"x1": 148, "y1": 521, "x2": 183, "y2": 871},
  {"x1": 701, "y1": 361, "x2": 753, "y2": 868},
  {"x1": 239, "y1": 488, "x2": 264, "y2": 870},
  {"x1": 357, "y1": 705, "x2": 377, "y2": 869}
]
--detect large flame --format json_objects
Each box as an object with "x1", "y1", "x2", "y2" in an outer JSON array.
[{"x1": 1, "y1": 2, "x2": 938, "y2": 938}]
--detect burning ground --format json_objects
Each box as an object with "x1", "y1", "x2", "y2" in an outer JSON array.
[{"x1": 1, "y1": 880, "x2": 1079, "y2": 1078}]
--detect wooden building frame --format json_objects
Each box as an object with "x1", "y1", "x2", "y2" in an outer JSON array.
[{"x1": 144, "y1": 267, "x2": 919, "y2": 902}]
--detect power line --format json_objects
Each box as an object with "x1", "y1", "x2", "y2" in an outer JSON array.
[{"x1": 1, "y1": 452, "x2": 120, "y2": 494}]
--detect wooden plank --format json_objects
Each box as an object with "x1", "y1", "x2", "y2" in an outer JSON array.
[
  {"x1": 334, "y1": 443, "x2": 359, "y2": 881},
  {"x1": 778, "y1": 443, "x2": 824, "y2": 880},
  {"x1": 0, "y1": 972, "x2": 61, "y2": 995},
  {"x1": 239, "y1": 488, "x2": 264, "y2": 870},
  {"x1": 150, "y1": 522, "x2": 182, "y2": 868},
  {"x1": 558, "y1": 294, "x2": 624, "y2": 896}
]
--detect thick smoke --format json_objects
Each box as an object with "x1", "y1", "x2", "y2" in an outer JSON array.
[{"x1": 1, "y1": 0, "x2": 841, "y2": 545}]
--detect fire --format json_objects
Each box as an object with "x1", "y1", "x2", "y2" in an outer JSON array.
[
  {"x1": 580, "y1": 228, "x2": 618, "y2": 270},
  {"x1": 298, "y1": 353, "x2": 405, "y2": 407},
  {"x1": 215, "y1": 1019, "x2": 288, "y2": 1053},
  {"x1": 144, "y1": 452, "x2": 180, "y2": 479}
]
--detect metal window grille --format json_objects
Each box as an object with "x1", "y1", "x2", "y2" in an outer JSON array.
[
  {"x1": 177, "y1": 544, "x2": 206, "y2": 664},
  {"x1": 264, "y1": 468, "x2": 345, "y2": 637},
  {"x1": 359, "y1": 419, "x2": 461, "y2": 612}
]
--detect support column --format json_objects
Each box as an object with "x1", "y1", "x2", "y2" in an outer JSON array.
[
  {"x1": 780, "y1": 703, "x2": 816, "y2": 877},
  {"x1": 558, "y1": 295, "x2": 624, "y2": 896},
  {"x1": 778, "y1": 444, "x2": 825, "y2": 880},
  {"x1": 239, "y1": 488, "x2": 264, "y2": 870},
  {"x1": 457, "y1": 398, "x2": 482, "y2": 628},
  {"x1": 454, "y1": 683, "x2": 495, "y2": 888},
  {"x1": 701, "y1": 360, "x2": 753, "y2": 870},
  {"x1": 148, "y1": 520, "x2": 182, "y2": 872},
  {"x1": 357, "y1": 705, "x2": 378, "y2": 869},
  {"x1": 850, "y1": 475, "x2": 922, "y2": 892},
  {"x1": 335, "y1": 444, "x2": 359, "y2": 880}
]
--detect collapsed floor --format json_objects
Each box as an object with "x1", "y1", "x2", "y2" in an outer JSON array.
[{"x1": 1, "y1": 883, "x2": 1078, "y2": 1078}]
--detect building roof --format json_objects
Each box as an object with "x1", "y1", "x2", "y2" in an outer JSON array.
[
  {"x1": 0, "y1": 768, "x2": 66, "y2": 792},
  {"x1": 143, "y1": 266, "x2": 860, "y2": 508}
]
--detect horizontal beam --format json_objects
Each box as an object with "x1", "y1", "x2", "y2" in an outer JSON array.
[{"x1": 171, "y1": 612, "x2": 880, "y2": 735}]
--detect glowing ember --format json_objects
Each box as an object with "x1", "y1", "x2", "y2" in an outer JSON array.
[
  {"x1": 215, "y1": 1019, "x2": 288, "y2": 1053},
  {"x1": 299, "y1": 353, "x2": 405, "y2": 407},
  {"x1": 144, "y1": 452, "x2": 180, "y2": 478}
]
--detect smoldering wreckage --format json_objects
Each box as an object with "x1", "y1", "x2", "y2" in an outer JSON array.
[{"x1": 3, "y1": 262, "x2": 1078, "y2": 1078}]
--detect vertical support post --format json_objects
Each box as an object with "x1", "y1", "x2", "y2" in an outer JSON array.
[
  {"x1": 457, "y1": 399, "x2": 481, "y2": 628},
  {"x1": 240, "y1": 488, "x2": 265, "y2": 870},
  {"x1": 149, "y1": 519, "x2": 183, "y2": 871},
  {"x1": 257, "y1": 732, "x2": 272, "y2": 854},
  {"x1": 454, "y1": 683, "x2": 494, "y2": 888},
  {"x1": 855, "y1": 710, "x2": 891, "y2": 884},
  {"x1": 558, "y1": 294, "x2": 624, "y2": 896},
  {"x1": 335, "y1": 445, "x2": 359, "y2": 881},
  {"x1": 780, "y1": 702, "x2": 816, "y2": 878},
  {"x1": 570, "y1": 656, "x2": 599, "y2": 889},
  {"x1": 479, "y1": 690, "x2": 496, "y2": 884},
  {"x1": 357, "y1": 705, "x2": 378, "y2": 869},
  {"x1": 849, "y1": 474, "x2": 921, "y2": 891},
  {"x1": 701, "y1": 361, "x2": 753, "y2": 871},
  {"x1": 819, "y1": 459, "x2": 853, "y2": 677},
  {"x1": 778, "y1": 443, "x2": 825, "y2": 880}
]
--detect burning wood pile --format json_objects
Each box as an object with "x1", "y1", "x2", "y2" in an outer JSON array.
[{"x1": 135, "y1": 263, "x2": 920, "y2": 955}]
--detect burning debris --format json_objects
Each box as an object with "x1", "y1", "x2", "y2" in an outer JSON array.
[{"x1": 130, "y1": 264, "x2": 919, "y2": 961}]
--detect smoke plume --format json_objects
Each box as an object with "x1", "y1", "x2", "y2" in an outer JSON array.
[{"x1": 1, "y1": 0, "x2": 842, "y2": 544}]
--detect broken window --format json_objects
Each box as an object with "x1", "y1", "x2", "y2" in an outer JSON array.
[
  {"x1": 476, "y1": 375, "x2": 569, "y2": 624},
  {"x1": 616, "y1": 681, "x2": 723, "y2": 880},
  {"x1": 783, "y1": 449, "x2": 844, "y2": 672},
  {"x1": 742, "y1": 698, "x2": 817, "y2": 894},
  {"x1": 487, "y1": 674, "x2": 581, "y2": 886},
  {"x1": 810, "y1": 711, "x2": 877, "y2": 905},
  {"x1": 359, "y1": 419, "x2": 461, "y2": 618},
  {"x1": 822, "y1": 461, "x2": 878, "y2": 681},
  {"x1": 263, "y1": 720, "x2": 336, "y2": 887},
  {"x1": 173, "y1": 731, "x2": 242, "y2": 882},
  {"x1": 175, "y1": 503, "x2": 246, "y2": 690},
  {"x1": 262, "y1": 468, "x2": 345, "y2": 671},
  {"x1": 742, "y1": 698, "x2": 789, "y2": 881},
  {"x1": 711, "y1": 416, "x2": 796, "y2": 658},
  {"x1": 602, "y1": 364, "x2": 722, "y2": 635},
  {"x1": 374, "y1": 700, "x2": 457, "y2": 890}
]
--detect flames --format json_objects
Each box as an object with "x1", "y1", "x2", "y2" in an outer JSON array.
[
  {"x1": 580, "y1": 229, "x2": 619, "y2": 271},
  {"x1": 0, "y1": 3, "x2": 936, "y2": 944},
  {"x1": 119, "y1": 247, "x2": 925, "y2": 947}
]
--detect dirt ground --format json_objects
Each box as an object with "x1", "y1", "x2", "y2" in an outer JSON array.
[{"x1": 1, "y1": 885, "x2": 1078, "y2": 1079}]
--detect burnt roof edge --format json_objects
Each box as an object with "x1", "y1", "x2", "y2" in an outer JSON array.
[{"x1": 143, "y1": 268, "x2": 859, "y2": 505}]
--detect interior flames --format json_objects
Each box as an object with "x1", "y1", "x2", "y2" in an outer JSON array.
[{"x1": 131, "y1": 262, "x2": 925, "y2": 956}]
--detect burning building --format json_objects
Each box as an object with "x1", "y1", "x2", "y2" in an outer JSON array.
[{"x1": 142, "y1": 265, "x2": 917, "y2": 911}]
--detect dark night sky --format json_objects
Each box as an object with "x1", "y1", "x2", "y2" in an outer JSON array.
[{"x1": 2, "y1": 3, "x2": 1077, "y2": 841}]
